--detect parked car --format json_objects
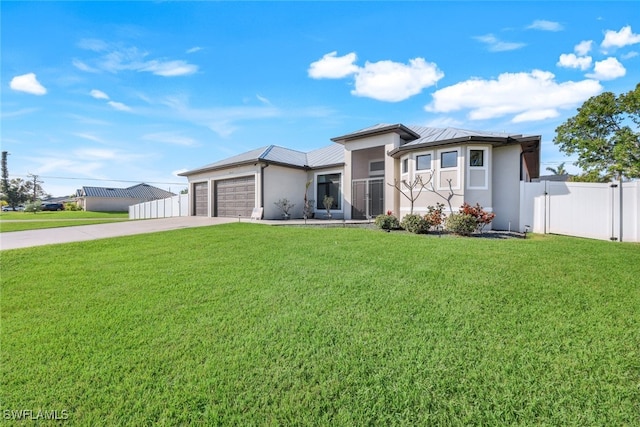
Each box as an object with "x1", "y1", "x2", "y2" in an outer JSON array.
[
  {"x1": 41, "y1": 203, "x2": 65, "y2": 211},
  {"x1": 2, "y1": 205, "x2": 25, "y2": 211}
]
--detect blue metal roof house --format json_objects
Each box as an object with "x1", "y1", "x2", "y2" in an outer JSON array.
[{"x1": 76, "y1": 183, "x2": 175, "y2": 212}]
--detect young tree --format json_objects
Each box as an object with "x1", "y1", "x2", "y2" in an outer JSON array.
[{"x1": 554, "y1": 84, "x2": 640, "y2": 181}]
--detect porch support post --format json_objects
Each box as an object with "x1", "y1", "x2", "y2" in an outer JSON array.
[{"x1": 343, "y1": 148, "x2": 353, "y2": 220}]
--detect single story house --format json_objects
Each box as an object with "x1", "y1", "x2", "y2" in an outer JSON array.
[
  {"x1": 179, "y1": 123, "x2": 540, "y2": 231},
  {"x1": 76, "y1": 183, "x2": 175, "y2": 212}
]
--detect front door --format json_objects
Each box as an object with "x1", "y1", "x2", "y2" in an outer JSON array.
[{"x1": 352, "y1": 178, "x2": 384, "y2": 219}]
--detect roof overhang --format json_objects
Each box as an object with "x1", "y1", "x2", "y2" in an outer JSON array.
[
  {"x1": 387, "y1": 134, "x2": 538, "y2": 158},
  {"x1": 331, "y1": 124, "x2": 421, "y2": 144}
]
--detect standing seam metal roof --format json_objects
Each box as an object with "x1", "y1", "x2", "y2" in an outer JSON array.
[{"x1": 80, "y1": 184, "x2": 175, "y2": 200}]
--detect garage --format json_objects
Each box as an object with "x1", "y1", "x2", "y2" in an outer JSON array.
[
  {"x1": 193, "y1": 182, "x2": 208, "y2": 216},
  {"x1": 215, "y1": 176, "x2": 256, "y2": 218}
]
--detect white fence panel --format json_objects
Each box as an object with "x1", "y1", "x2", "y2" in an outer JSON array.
[
  {"x1": 128, "y1": 194, "x2": 189, "y2": 220},
  {"x1": 522, "y1": 181, "x2": 639, "y2": 242}
]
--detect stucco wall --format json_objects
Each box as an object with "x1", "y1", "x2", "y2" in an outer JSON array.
[
  {"x1": 263, "y1": 165, "x2": 308, "y2": 219},
  {"x1": 492, "y1": 144, "x2": 521, "y2": 230}
]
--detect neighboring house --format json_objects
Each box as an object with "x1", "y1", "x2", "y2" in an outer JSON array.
[
  {"x1": 179, "y1": 123, "x2": 540, "y2": 230},
  {"x1": 76, "y1": 183, "x2": 175, "y2": 212}
]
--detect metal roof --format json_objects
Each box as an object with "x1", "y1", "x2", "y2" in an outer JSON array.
[
  {"x1": 79, "y1": 184, "x2": 175, "y2": 200},
  {"x1": 180, "y1": 143, "x2": 345, "y2": 176}
]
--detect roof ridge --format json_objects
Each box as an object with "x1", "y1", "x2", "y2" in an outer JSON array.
[{"x1": 259, "y1": 145, "x2": 276, "y2": 159}]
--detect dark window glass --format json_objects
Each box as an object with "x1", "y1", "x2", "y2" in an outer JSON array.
[
  {"x1": 416, "y1": 154, "x2": 432, "y2": 171},
  {"x1": 402, "y1": 158, "x2": 408, "y2": 174},
  {"x1": 441, "y1": 151, "x2": 457, "y2": 168},
  {"x1": 470, "y1": 150, "x2": 484, "y2": 167},
  {"x1": 317, "y1": 173, "x2": 341, "y2": 209}
]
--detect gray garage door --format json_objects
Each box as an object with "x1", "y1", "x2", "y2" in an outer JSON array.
[
  {"x1": 193, "y1": 182, "x2": 208, "y2": 216},
  {"x1": 215, "y1": 176, "x2": 255, "y2": 218}
]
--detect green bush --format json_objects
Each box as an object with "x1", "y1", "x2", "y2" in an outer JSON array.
[
  {"x1": 374, "y1": 213, "x2": 400, "y2": 230},
  {"x1": 446, "y1": 213, "x2": 478, "y2": 236},
  {"x1": 24, "y1": 201, "x2": 42, "y2": 213},
  {"x1": 401, "y1": 213, "x2": 430, "y2": 234},
  {"x1": 65, "y1": 202, "x2": 82, "y2": 211}
]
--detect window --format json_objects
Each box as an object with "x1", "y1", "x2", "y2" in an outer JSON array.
[
  {"x1": 370, "y1": 160, "x2": 384, "y2": 176},
  {"x1": 469, "y1": 150, "x2": 484, "y2": 167},
  {"x1": 441, "y1": 151, "x2": 457, "y2": 168},
  {"x1": 416, "y1": 154, "x2": 432, "y2": 171},
  {"x1": 316, "y1": 173, "x2": 341, "y2": 210},
  {"x1": 402, "y1": 158, "x2": 409, "y2": 174}
]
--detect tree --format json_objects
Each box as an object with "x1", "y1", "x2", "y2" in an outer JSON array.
[
  {"x1": 554, "y1": 84, "x2": 640, "y2": 181},
  {"x1": 1, "y1": 152, "x2": 27, "y2": 208},
  {"x1": 27, "y1": 173, "x2": 47, "y2": 202},
  {"x1": 545, "y1": 162, "x2": 568, "y2": 176}
]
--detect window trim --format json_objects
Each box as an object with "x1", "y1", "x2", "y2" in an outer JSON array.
[
  {"x1": 440, "y1": 150, "x2": 458, "y2": 169},
  {"x1": 415, "y1": 152, "x2": 433, "y2": 171},
  {"x1": 437, "y1": 148, "x2": 461, "y2": 191},
  {"x1": 314, "y1": 170, "x2": 343, "y2": 212},
  {"x1": 466, "y1": 146, "x2": 489, "y2": 190},
  {"x1": 401, "y1": 157, "x2": 409, "y2": 176}
]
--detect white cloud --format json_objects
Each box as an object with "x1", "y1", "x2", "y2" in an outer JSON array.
[
  {"x1": 139, "y1": 60, "x2": 198, "y2": 77},
  {"x1": 308, "y1": 52, "x2": 443, "y2": 102},
  {"x1": 352, "y1": 58, "x2": 444, "y2": 102},
  {"x1": 586, "y1": 57, "x2": 626, "y2": 80},
  {"x1": 9, "y1": 73, "x2": 47, "y2": 95},
  {"x1": 474, "y1": 34, "x2": 526, "y2": 52},
  {"x1": 621, "y1": 51, "x2": 638, "y2": 60},
  {"x1": 72, "y1": 132, "x2": 104, "y2": 143},
  {"x1": 76, "y1": 39, "x2": 198, "y2": 77},
  {"x1": 557, "y1": 53, "x2": 592, "y2": 70},
  {"x1": 574, "y1": 40, "x2": 593, "y2": 56},
  {"x1": 186, "y1": 47, "x2": 203, "y2": 54},
  {"x1": 107, "y1": 101, "x2": 132, "y2": 112},
  {"x1": 90, "y1": 89, "x2": 110, "y2": 100},
  {"x1": 528, "y1": 20, "x2": 564, "y2": 32},
  {"x1": 75, "y1": 148, "x2": 118, "y2": 160},
  {"x1": 142, "y1": 132, "x2": 197, "y2": 146},
  {"x1": 256, "y1": 94, "x2": 272, "y2": 106},
  {"x1": 601, "y1": 25, "x2": 640, "y2": 49},
  {"x1": 425, "y1": 70, "x2": 603, "y2": 123},
  {"x1": 308, "y1": 51, "x2": 359, "y2": 79}
]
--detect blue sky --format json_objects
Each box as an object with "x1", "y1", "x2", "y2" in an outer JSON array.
[{"x1": 2, "y1": 1, "x2": 639, "y2": 196}]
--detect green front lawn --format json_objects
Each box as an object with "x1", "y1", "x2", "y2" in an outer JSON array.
[
  {"x1": 2, "y1": 224, "x2": 639, "y2": 425},
  {"x1": 0, "y1": 211, "x2": 129, "y2": 232}
]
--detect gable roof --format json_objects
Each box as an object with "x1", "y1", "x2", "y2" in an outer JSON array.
[
  {"x1": 179, "y1": 144, "x2": 345, "y2": 176},
  {"x1": 78, "y1": 183, "x2": 175, "y2": 200}
]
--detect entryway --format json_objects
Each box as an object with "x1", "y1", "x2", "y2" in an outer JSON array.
[{"x1": 352, "y1": 178, "x2": 384, "y2": 220}]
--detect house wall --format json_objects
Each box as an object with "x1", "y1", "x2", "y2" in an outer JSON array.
[
  {"x1": 84, "y1": 197, "x2": 138, "y2": 212},
  {"x1": 263, "y1": 165, "x2": 308, "y2": 219},
  {"x1": 342, "y1": 133, "x2": 401, "y2": 220},
  {"x1": 492, "y1": 144, "x2": 521, "y2": 230},
  {"x1": 351, "y1": 146, "x2": 384, "y2": 179},
  {"x1": 186, "y1": 164, "x2": 261, "y2": 217}
]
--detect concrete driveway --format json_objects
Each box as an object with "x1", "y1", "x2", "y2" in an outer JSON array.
[{"x1": 0, "y1": 217, "x2": 239, "y2": 251}]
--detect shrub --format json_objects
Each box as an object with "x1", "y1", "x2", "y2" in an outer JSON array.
[
  {"x1": 374, "y1": 213, "x2": 400, "y2": 230},
  {"x1": 24, "y1": 201, "x2": 42, "y2": 214},
  {"x1": 445, "y1": 213, "x2": 478, "y2": 236},
  {"x1": 424, "y1": 203, "x2": 445, "y2": 229},
  {"x1": 400, "y1": 213, "x2": 429, "y2": 234},
  {"x1": 65, "y1": 202, "x2": 82, "y2": 211},
  {"x1": 459, "y1": 202, "x2": 496, "y2": 232}
]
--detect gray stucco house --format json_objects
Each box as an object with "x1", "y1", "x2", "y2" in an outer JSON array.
[{"x1": 179, "y1": 123, "x2": 540, "y2": 231}]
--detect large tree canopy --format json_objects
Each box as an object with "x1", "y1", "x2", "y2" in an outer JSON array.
[{"x1": 554, "y1": 84, "x2": 640, "y2": 180}]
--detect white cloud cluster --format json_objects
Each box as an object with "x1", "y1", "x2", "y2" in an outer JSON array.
[
  {"x1": 308, "y1": 52, "x2": 443, "y2": 102},
  {"x1": 89, "y1": 89, "x2": 132, "y2": 112},
  {"x1": 74, "y1": 39, "x2": 198, "y2": 77},
  {"x1": 425, "y1": 70, "x2": 603, "y2": 123},
  {"x1": 10, "y1": 73, "x2": 47, "y2": 95},
  {"x1": 556, "y1": 26, "x2": 638, "y2": 80}
]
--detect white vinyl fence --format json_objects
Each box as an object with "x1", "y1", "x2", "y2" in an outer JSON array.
[
  {"x1": 129, "y1": 194, "x2": 189, "y2": 219},
  {"x1": 520, "y1": 180, "x2": 640, "y2": 242}
]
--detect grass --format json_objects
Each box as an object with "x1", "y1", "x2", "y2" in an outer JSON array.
[
  {"x1": 0, "y1": 211, "x2": 129, "y2": 232},
  {"x1": 2, "y1": 224, "x2": 639, "y2": 425}
]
